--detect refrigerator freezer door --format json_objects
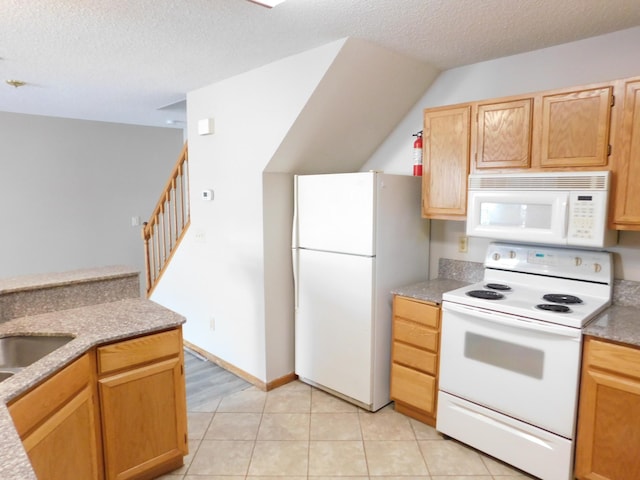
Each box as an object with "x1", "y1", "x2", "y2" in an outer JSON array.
[
  {"x1": 295, "y1": 172, "x2": 375, "y2": 256},
  {"x1": 294, "y1": 248, "x2": 374, "y2": 406}
]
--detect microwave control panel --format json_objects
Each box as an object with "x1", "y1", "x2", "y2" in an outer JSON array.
[{"x1": 567, "y1": 191, "x2": 611, "y2": 247}]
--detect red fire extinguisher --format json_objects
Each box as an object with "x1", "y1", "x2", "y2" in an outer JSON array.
[{"x1": 412, "y1": 130, "x2": 423, "y2": 176}]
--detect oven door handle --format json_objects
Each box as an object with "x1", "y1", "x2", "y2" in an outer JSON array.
[{"x1": 443, "y1": 302, "x2": 581, "y2": 338}]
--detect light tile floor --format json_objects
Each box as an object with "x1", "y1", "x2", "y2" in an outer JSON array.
[{"x1": 159, "y1": 380, "x2": 537, "y2": 479}]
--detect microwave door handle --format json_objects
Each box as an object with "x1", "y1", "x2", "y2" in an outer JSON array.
[
  {"x1": 562, "y1": 197, "x2": 569, "y2": 239},
  {"x1": 443, "y1": 302, "x2": 580, "y2": 338}
]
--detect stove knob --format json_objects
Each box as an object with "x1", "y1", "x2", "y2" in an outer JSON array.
[
  {"x1": 492, "y1": 253, "x2": 501, "y2": 261},
  {"x1": 594, "y1": 263, "x2": 602, "y2": 273},
  {"x1": 509, "y1": 250, "x2": 516, "y2": 259},
  {"x1": 575, "y1": 257, "x2": 582, "y2": 266}
]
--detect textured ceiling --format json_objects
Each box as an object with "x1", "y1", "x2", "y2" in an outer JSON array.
[{"x1": 1, "y1": 0, "x2": 639, "y2": 128}]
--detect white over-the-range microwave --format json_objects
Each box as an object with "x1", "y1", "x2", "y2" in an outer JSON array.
[{"x1": 466, "y1": 171, "x2": 618, "y2": 248}]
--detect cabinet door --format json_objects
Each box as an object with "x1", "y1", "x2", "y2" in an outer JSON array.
[
  {"x1": 9, "y1": 354, "x2": 103, "y2": 480},
  {"x1": 23, "y1": 385, "x2": 103, "y2": 480},
  {"x1": 575, "y1": 338, "x2": 640, "y2": 480},
  {"x1": 475, "y1": 98, "x2": 532, "y2": 169},
  {"x1": 423, "y1": 105, "x2": 471, "y2": 219},
  {"x1": 540, "y1": 87, "x2": 613, "y2": 168},
  {"x1": 99, "y1": 356, "x2": 187, "y2": 480},
  {"x1": 612, "y1": 79, "x2": 640, "y2": 229}
]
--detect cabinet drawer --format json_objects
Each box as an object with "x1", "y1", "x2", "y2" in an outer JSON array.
[
  {"x1": 394, "y1": 296, "x2": 439, "y2": 328},
  {"x1": 393, "y1": 341, "x2": 437, "y2": 375},
  {"x1": 394, "y1": 318, "x2": 439, "y2": 352},
  {"x1": 585, "y1": 337, "x2": 640, "y2": 379},
  {"x1": 391, "y1": 363, "x2": 436, "y2": 414},
  {"x1": 97, "y1": 328, "x2": 182, "y2": 375}
]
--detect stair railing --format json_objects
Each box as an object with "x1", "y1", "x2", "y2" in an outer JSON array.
[{"x1": 142, "y1": 143, "x2": 190, "y2": 296}]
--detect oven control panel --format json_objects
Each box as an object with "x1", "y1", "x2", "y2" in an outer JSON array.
[{"x1": 485, "y1": 243, "x2": 612, "y2": 283}]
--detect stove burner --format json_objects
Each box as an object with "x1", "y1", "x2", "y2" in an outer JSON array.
[
  {"x1": 542, "y1": 294, "x2": 583, "y2": 305},
  {"x1": 485, "y1": 283, "x2": 511, "y2": 291},
  {"x1": 466, "y1": 290, "x2": 505, "y2": 300},
  {"x1": 536, "y1": 304, "x2": 571, "y2": 313}
]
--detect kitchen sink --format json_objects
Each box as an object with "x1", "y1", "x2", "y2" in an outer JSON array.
[{"x1": 0, "y1": 335, "x2": 74, "y2": 369}]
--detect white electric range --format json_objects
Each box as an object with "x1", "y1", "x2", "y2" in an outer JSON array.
[{"x1": 437, "y1": 242, "x2": 613, "y2": 480}]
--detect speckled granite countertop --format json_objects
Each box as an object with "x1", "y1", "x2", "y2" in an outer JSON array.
[
  {"x1": 391, "y1": 278, "x2": 471, "y2": 305},
  {"x1": 0, "y1": 265, "x2": 139, "y2": 294},
  {"x1": 390, "y1": 258, "x2": 481, "y2": 304},
  {"x1": 584, "y1": 305, "x2": 640, "y2": 347},
  {"x1": 0, "y1": 298, "x2": 185, "y2": 480},
  {"x1": 583, "y1": 279, "x2": 640, "y2": 347}
]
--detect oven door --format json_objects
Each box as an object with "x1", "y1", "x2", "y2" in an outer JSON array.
[
  {"x1": 438, "y1": 301, "x2": 582, "y2": 438},
  {"x1": 466, "y1": 190, "x2": 569, "y2": 245}
]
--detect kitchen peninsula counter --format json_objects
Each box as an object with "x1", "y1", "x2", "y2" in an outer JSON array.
[{"x1": 0, "y1": 297, "x2": 185, "y2": 480}]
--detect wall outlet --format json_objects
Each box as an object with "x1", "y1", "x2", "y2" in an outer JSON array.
[
  {"x1": 209, "y1": 316, "x2": 216, "y2": 331},
  {"x1": 194, "y1": 230, "x2": 206, "y2": 243},
  {"x1": 458, "y1": 235, "x2": 469, "y2": 253}
]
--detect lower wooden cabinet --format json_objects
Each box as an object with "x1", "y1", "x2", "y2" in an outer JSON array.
[
  {"x1": 8, "y1": 327, "x2": 188, "y2": 480},
  {"x1": 97, "y1": 328, "x2": 188, "y2": 480},
  {"x1": 575, "y1": 336, "x2": 640, "y2": 480},
  {"x1": 390, "y1": 295, "x2": 440, "y2": 426},
  {"x1": 9, "y1": 353, "x2": 104, "y2": 480}
]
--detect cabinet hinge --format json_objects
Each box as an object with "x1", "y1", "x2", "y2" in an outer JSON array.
[{"x1": 608, "y1": 144, "x2": 612, "y2": 156}]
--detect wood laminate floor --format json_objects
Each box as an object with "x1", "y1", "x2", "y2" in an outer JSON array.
[{"x1": 184, "y1": 348, "x2": 251, "y2": 412}]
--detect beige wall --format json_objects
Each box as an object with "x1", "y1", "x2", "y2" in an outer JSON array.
[{"x1": 0, "y1": 112, "x2": 184, "y2": 285}]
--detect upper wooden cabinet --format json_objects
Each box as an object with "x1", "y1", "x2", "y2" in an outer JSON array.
[
  {"x1": 612, "y1": 78, "x2": 640, "y2": 230},
  {"x1": 422, "y1": 76, "x2": 640, "y2": 226},
  {"x1": 422, "y1": 105, "x2": 470, "y2": 220},
  {"x1": 539, "y1": 86, "x2": 613, "y2": 168},
  {"x1": 472, "y1": 84, "x2": 614, "y2": 172},
  {"x1": 475, "y1": 98, "x2": 533, "y2": 169}
]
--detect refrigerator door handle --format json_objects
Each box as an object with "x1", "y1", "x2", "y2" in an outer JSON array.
[
  {"x1": 292, "y1": 175, "x2": 299, "y2": 249},
  {"x1": 292, "y1": 175, "x2": 299, "y2": 310},
  {"x1": 292, "y1": 247, "x2": 299, "y2": 310}
]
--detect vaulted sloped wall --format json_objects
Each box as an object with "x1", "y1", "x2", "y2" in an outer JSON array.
[{"x1": 151, "y1": 38, "x2": 437, "y2": 384}]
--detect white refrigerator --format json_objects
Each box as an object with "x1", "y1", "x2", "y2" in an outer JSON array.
[{"x1": 292, "y1": 172, "x2": 429, "y2": 411}]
